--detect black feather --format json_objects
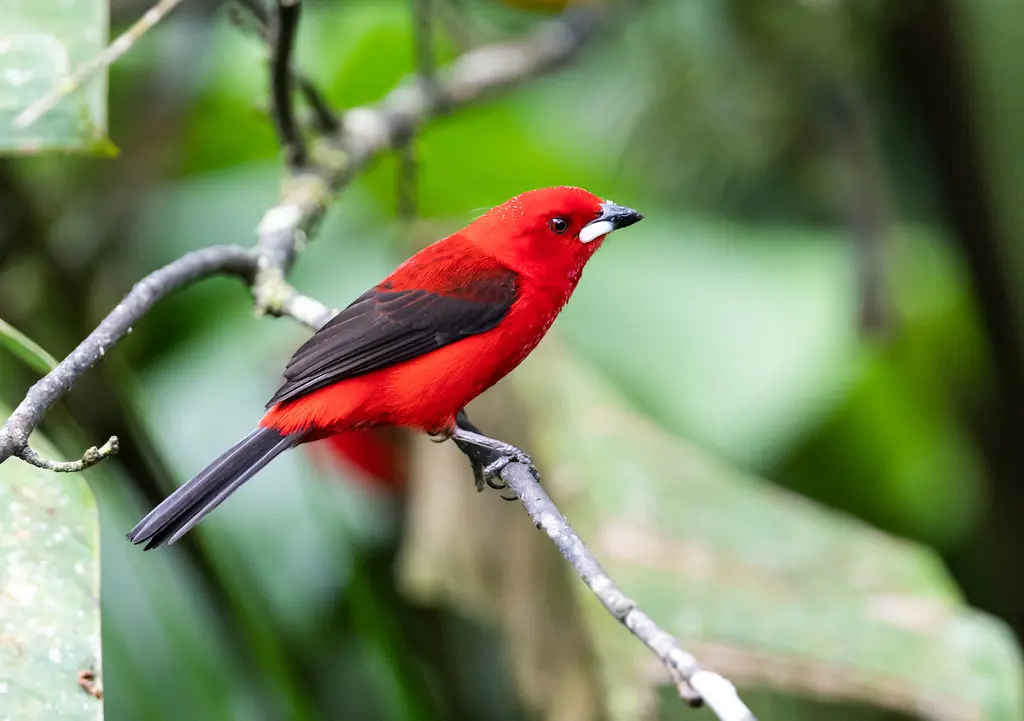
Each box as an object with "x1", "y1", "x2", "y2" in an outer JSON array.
[
  {"x1": 127, "y1": 427, "x2": 302, "y2": 549},
  {"x1": 266, "y1": 272, "x2": 518, "y2": 408}
]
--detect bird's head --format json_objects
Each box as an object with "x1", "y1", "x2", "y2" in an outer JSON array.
[{"x1": 466, "y1": 186, "x2": 643, "y2": 282}]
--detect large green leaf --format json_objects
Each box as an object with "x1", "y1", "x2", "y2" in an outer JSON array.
[
  {"x1": 0, "y1": 403, "x2": 102, "y2": 719},
  {"x1": 395, "y1": 342, "x2": 1021, "y2": 721},
  {"x1": 513, "y1": 347, "x2": 1023, "y2": 721},
  {"x1": 559, "y1": 216, "x2": 988, "y2": 550},
  {"x1": 0, "y1": 0, "x2": 110, "y2": 153}
]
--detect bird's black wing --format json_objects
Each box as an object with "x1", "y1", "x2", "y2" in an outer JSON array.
[{"x1": 266, "y1": 271, "x2": 518, "y2": 408}]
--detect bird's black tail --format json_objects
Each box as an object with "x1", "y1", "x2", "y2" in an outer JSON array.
[{"x1": 127, "y1": 426, "x2": 302, "y2": 550}]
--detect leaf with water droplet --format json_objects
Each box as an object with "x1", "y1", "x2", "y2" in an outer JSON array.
[
  {"x1": 0, "y1": 401, "x2": 102, "y2": 719},
  {"x1": 0, "y1": 0, "x2": 110, "y2": 154}
]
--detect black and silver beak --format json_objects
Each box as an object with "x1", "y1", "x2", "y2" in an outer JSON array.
[{"x1": 579, "y1": 201, "x2": 644, "y2": 243}]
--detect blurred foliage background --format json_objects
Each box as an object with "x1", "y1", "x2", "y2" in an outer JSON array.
[{"x1": 1, "y1": 0, "x2": 1024, "y2": 719}]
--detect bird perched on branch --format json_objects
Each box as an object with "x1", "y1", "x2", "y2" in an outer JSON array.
[{"x1": 128, "y1": 186, "x2": 643, "y2": 549}]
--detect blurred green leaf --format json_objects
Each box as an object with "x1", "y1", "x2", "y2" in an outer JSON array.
[
  {"x1": 513, "y1": 347, "x2": 1024, "y2": 721},
  {"x1": 561, "y1": 214, "x2": 859, "y2": 469},
  {"x1": 0, "y1": 0, "x2": 109, "y2": 153},
  {"x1": 0, "y1": 315, "x2": 58, "y2": 374},
  {"x1": 0, "y1": 402, "x2": 102, "y2": 719},
  {"x1": 779, "y1": 347, "x2": 986, "y2": 551}
]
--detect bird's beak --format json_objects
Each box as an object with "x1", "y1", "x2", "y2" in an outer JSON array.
[{"x1": 579, "y1": 202, "x2": 644, "y2": 243}]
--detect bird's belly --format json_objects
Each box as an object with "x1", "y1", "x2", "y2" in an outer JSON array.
[
  {"x1": 367, "y1": 292, "x2": 564, "y2": 432},
  {"x1": 369, "y1": 326, "x2": 545, "y2": 432}
]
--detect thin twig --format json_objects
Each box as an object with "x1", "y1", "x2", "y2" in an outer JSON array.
[
  {"x1": 296, "y1": 76, "x2": 341, "y2": 134},
  {"x1": 13, "y1": 0, "x2": 191, "y2": 129},
  {"x1": 396, "y1": 143, "x2": 419, "y2": 220},
  {"x1": 500, "y1": 462, "x2": 758, "y2": 721},
  {"x1": 270, "y1": 0, "x2": 307, "y2": 168},
  {"x1": 0, "y1": 245, "x2": 330, "y2": 468},
  {"x1": 20, "y1": 437, "x2": 119, "y2": 473},
  {"x1": 0, "y1": 246, "x2": 253, "y2": 464},
  {"x1": 823, "y1": 85, "x2": 891, "y2": 334},
  {"x1": 411, "y1": 0, "x2": 442, "y2": 107},
  {"x1": 0, "y1": 244, "x2": 330, "y2": 467},
  {"x1": 230, "y1": 0, "x2": 339, "y2": 133},
  {"x1": 347, "y1": 10, "x2": 598, "y2": 152},
  {"x1": 396, "y1": 0, "x2": 440, "y2": 219}
]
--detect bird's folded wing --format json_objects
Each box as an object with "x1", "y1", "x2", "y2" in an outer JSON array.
[{"x1": 266, "y1": 267, "x2": 518, "y2": 408}]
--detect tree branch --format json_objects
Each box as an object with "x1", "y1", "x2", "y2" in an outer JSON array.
[
  {"x1": 500, "y1": 462, "x2": 758, "y2": 721},
  {"x1": 250, "y1": 9, "x2": 599, "y2": 312},
  {"x1": 0, "y1": 244, "x2": 330, "y2": 469},
  {"x1": 230, "y1": 0, "x2": 339, "y2": 133},
  {"x1": 20, "y1": 437, "x2": 120, "y2": 472},
  {"x1": 396, "y1": 0, "x2": 441, "y2": 219},
  {"x1": 0, "y1": 246, "x2": 246, "y2": 466},
  {"x1": 269, "y1": 0, "x2": 307, "y2": 168}
]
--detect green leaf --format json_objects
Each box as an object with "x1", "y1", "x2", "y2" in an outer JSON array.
[
  {"x1": 513, "y1": 346, "x2": 1024, "y2": 721},
  {"x1": 0, "y1": 316, "x2": 58, "y2": 374},
  {"x1": 0, "y1": 402, "x2": 102, "y2": 719},
  {"x1": 0, "y1": 0, "x2": 110, "y2": 154}
]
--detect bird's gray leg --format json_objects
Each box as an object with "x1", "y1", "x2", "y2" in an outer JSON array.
[{"x1": 451, "y1": 410, "x2": 538, "y2": 498}]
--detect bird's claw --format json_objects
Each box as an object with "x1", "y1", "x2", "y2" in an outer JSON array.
[
  {"x1": 484, "y1": 456, "x2": 510, "y2": 478},
  {"x1": 474, "y1": 449, "x2": 538, "y2": 501},
  {"x1": 489, "y1": 448, "x2": 538, "y2": 478},
  {"x1": 468, "y1": 456, "x2": 510, "y2": 495},
  {"x1": 451, "y1": 421, "x2": 539, "y2": 501}
]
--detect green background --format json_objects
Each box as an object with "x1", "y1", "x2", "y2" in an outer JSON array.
[{"x1": 1, "y1": 0, "x2": 1023, "y2": 719}]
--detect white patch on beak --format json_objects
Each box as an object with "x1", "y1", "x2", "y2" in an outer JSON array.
[{"x1": 579, "y1": 220, "x2": 615, "y2": 244}]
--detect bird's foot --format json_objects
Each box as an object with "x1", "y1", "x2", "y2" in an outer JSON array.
[
  {"x1": 449, "y1": 425, "x2": 538, "y2": 501},
  {"x1": 479, "y1": 444, "x2": 538, "y2": 495}
]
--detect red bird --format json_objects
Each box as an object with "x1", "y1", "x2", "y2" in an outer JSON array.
[{"x1": 128, "y1": 186, "x2": 642, "y2": 549}]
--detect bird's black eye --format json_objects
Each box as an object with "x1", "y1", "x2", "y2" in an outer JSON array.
[{"x1": 548, "y1": 217, "x2": 569, "y2": 234}]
